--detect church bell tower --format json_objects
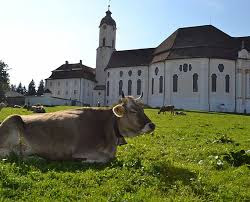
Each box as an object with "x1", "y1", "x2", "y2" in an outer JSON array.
[{"x1": 95, "y1": 9, "x2": 116, "y2": 85}]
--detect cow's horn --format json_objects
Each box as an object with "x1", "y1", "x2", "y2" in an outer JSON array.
[
  {"x1": 122, "y1": 91, "x2": 125, "y2": 98},
  {"x1": 136, "y1": 92, "x2": 143, "y2": 100}
]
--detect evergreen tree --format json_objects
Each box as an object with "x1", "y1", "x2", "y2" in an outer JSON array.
[
  {"x1": 27, "y1": 79, "x2": 36, "y2": 96},
  {"x1": 16, "y1": 82, "x2": 24, "y2": 94},
  {"x1": 10, "y1": 84, "x2": 16, "y2": 92},
  {"x1": 23, "y1": 86, "x2": 27, "y2": 95},
  {"x1": 0, "y1": 60, "x2": 10, "y2": 101},
  {"x1": 37, "y1": 80, "x2": 45, "y2": 96}
]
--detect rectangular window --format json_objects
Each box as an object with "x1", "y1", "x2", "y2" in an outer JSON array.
[
  {"x1": 152, "y1": 78, "x2": 154, "y2": 94},
  {"x1": 225, "y1": 75, "x2": 230, "y2": 93},
  {"x1": 212, "y1": 74, "x2": 217, "y2": 92},
  {"x1": 173, "y1": 75, "x2": 178, "y2": 92},
  {"x1": 159, "y1": 76, "x2": 163, "y2": 93},
  {"x1": 107, "y1": 81, "x2": 109, "y2": 96},
  {"x1": 193, "y1": 74, "x2": 198, "y2": 92}
]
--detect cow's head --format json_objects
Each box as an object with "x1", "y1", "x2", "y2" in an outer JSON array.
[{"x1": 112, "y1": 92, "x2": 155, "y2": 137}]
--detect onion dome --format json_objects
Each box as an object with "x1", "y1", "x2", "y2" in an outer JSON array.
[{"x1": 100, "y1": 10, "x2": 116, "y2": 27}]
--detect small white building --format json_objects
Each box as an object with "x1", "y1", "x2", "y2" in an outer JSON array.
[
  {"x1": 45, "y1": 60, "x2": 96, "y2": 106},
  {"x1": 45, "y1": 9, "x2": 250, "y2": 113}
]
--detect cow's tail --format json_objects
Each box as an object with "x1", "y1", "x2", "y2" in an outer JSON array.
[{"x1": 0, "y1": 115, "x2": 26, "y2": 156}]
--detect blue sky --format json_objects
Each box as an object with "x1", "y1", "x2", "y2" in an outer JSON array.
[{"x1": 0, "y1": 0, "x2": 249, "y2": 87}]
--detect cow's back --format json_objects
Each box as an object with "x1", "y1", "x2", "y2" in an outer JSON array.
[{"x1": 21, "y1": 108, "x2": 116, "y2": 160}]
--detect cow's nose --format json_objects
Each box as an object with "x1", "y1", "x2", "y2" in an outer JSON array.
[{"x1": 149, "y1": 123, "x2": 155, "y2": 130}]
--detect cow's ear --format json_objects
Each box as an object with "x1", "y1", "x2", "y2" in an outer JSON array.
[{"x1": 112, "y1": 104, "x2": 125, "y2": 117}]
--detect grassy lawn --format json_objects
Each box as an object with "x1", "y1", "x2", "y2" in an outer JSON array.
[{"x1": 0, "y1": 107, "x2": 250, "y2": 201}]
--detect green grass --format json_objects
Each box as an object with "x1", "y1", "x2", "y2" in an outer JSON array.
[{"x1": 0, "y1": 107, "x2": 250, "y2": 201}]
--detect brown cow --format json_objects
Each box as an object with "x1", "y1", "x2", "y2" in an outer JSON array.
[
  {"x1": 0, "y1": 92, "x2": 155, "y2": 163},
  {"x1": 158, "y1": 105, "x2": 175, "y2": 115}
]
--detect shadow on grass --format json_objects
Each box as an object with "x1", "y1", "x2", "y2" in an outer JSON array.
[
  {"x1": 2, "y1": 154, "x2": 125, "y2": 174},
  {"x1": 145, "y1": 161, "x2": 211, "y2": 198},
  {"x1": 1, "y1": 155, "x2": 211, "y2": 199}
]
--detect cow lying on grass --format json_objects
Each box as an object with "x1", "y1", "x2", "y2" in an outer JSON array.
[
  {"x1": 31, "y1": 105, "x2": 46, "y2": 113},
  {"x1": 0, "y1": 92, "x2": 155, "y2": 163},
  {"x1": 175, "y1": 111, "x2": 186, "y2": 115},
  {"x1": 158, "y1": 105, "x2": 175, "y2": 115}
]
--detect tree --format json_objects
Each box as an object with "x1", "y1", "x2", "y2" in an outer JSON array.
[
  {"x1": 10, "y1": 84, "x2": 16, "y2": 92},
  {"x1": 23, "y1": 86, "x2": 27, "y2": 95},
  {"x1": 17, "y1": 82, "x2": 24, "y2": 94},
  {"x1": 37, "y1": 80, "x2": 45, "y2": 96},
  {"x1": 0, "y1": 60, "x2": 10, "y2": 101},
  {"x1": 27, "y1": 79, "x2": 36, "y2": 96}
]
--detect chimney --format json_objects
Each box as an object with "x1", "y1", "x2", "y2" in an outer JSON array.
[
  {"x1": 80, "y1": 60, "x2": 82, "y2": 65},
  {"x1": 65, "y1": 61, "x2": 69, "y2": 65}
]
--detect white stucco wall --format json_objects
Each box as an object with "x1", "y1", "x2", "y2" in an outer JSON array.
[
  {"x1": 25, "y1": 94, "x2": 72, "y2": 106},
  {"x1": 236, "y1": 56, "x2": 250, "y2": 113},
  {"x1": 148, "y1": 62, "x2": 165, "y2": 107},
  {"x1": 45, "y1": 78, "x2": 95, "y2": 105},
  {"x1": 93, "y1": 90, "x2": 105, "y2": 106},
  {"x1": 164, "y1": 58, "x2": 207, "y2": 110},
  {"x1": 105, "y1": 66, "x2": 149, "y2": 105},
  {"x1": 209, "y1": 59, "x2": 236, "y2": 112}
]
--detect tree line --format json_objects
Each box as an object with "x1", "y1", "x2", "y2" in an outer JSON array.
[
  {"x1": 10, "y1": 79, "x2": 45, "y2": 96},
  {"x1": 0, "y1": 60, "x2": 45, "y2": 101}
]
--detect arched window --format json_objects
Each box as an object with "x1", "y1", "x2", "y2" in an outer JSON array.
[
  {"x1": 159, "y1": 76, "x2": 163, "y2": 93},
  {"x1": 128, "y1": 70, "x2": 132, "y2": 76},
  {"x1": 128, "y1": 80, "x2": 132, "y2": 95},
  {"x1": 189, "y1": 64, "x2": 192, "y2": 71},
  {"x1": 173, "y1": 74, "x2": 178, "y2": 92},
  {"x1": 107, "y1": 81, "x2": 109, "y2": 96},
  {"x1": 119, "y1": 80, "x2": 123, "y2": 96},
  {"x1": 193, "y1": 73, "x2": 198, "y2": 92},
  {"x1": 155, "y1": 67, "x2": 159, "y2": 75},
  {"x1": 183, "y1": 64, "x2": 188, "y2": 72},
  {"x1": 218, "y1": 64, "x2": 224, "y2": 72},
  {"x1": 179, "y1": 65, "x2": 182, "y2": 71},
  {"x1": 137, "y1": 79, "x2": 141, "y2": 95},
  {"x1": 103, "y1": 38, "x2": 106, "y2": 46},
  {"x1": 120, "y1": 71, "x2": 123, "y2": 77},
  {"x1": 152, "y1": 78, "x2": 154, "y2": 94},
  {"x1": 211, "y1": 74, "x2": 217, "y2": 92},
  {"x1": 138, "y1": 70, "x2": 142, "y2": 76},
  {"x1": 225, "y1": 75, "x2": 230, "y2": 93}
]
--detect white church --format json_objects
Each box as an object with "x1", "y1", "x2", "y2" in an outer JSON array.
[{"x1": 45, "y1": 9, "x2": 250, "y2": 113}]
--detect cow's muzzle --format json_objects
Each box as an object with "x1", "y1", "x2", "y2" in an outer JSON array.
[
  {"x1": 148, "y1": 122, "x2": 155, "y2": 130},
  {"x1": 141, "y1": 122, "x2": 155, "y2": 134}
]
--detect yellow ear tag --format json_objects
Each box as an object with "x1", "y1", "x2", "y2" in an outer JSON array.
[
  {"x1": 121, "y1": 98, "x2": 128, "y2": 105},
  {"x1": 112, "y1": 104, "x2": 125, "y2": 117}
]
